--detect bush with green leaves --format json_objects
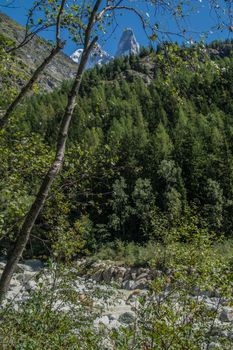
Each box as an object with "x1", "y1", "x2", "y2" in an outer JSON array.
[
  {"x1": 0, "y1": 264, "x2": 106, "y2": 350},
  {"x1": 108, "y1": 234, "x2": 233, "y2": 350}
]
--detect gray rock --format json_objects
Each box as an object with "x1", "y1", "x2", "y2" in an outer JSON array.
[
  {"x1": 118, "y1": 311, "x2": 135, "y2": 325},
  {"x1": 19, "y1": 292, "x2": 30, "y2": 302},
  {"x1": 219, "y1": 297, "x2": 230, "y2": 306},
  {"x1": 10, "y1": 278, "x2": 21, "y2": 288},
  {"x1": 102, "y1": 267, "x2": 114, "y2": 283},
  {"x1": 131, "y1": 278, "x2": 148, "y2": 290},
  {"x1": 91, "y1": 261, "x2": 105, "y2": 270},
  {"x1": 93, "y1": 270, "x2": 103, "y2": 283},
  {"x1": 208, "y1": 342, "x2": 222, "y2": 349},
  {"x1": 94, "y1": 315, "x2": 110, "y2": 327},
  {"x1": 15, "y1": 271, "x2": 37, "y2": 285},
  {"x1": 0, "y1": 262, "x2": 6, "y2": 269},
  {"x1": 14, "y1": 265, "x2": 25, "y2": 273},
  {"x1": 117, "y1": 277, "x2": 124, "y2": 286},
  {"x1": 6, "y1": 290, "x2": 18, "y2": 300},
  {"x1": 227, "y1": 331, "x2": 233, "y2": 340},
  {"x1": 219, "y1": 307, "x2": 233, "y2": 322},
  {"x1": 108, "y1": 319, "x2": 121, "y2": 330},
  {"x1": 204, "y1": 298, "x2": 219, "y2": 312},
  {"x1": 210, "y1": 321, "x2": 229, "y2": 337},
  {"x1": 107, "y1": 314, "x2": 117, "y2": 321},
  {"x1": 137, "y1": 268, "x2": 148, "y2": 276},
  {"x1": 218, "y1": 330, "x2": 230, "y2": 339},
  {"x1": 199, "y1": 290, "x2": 212, "y2": 297},
  {"x1": 25, "y1": 280, "x2": 37, "y2": 291},
  {"x1": 126, "y1": 289, "x2": 147, "y2": 305},
  {"x1": 122, "y1": 280, "x2": 134, "y2": 290},
  {"x1": 24, "y1": 271, "x2": 37, "y2": 281},
  {"x1": 21, "y1": 259, "x2": 44, "y2": 272},
  {"x1": 123, "y1": 269, "x2": 131, "y2": 281},
  {"x1": 131, "y1": 272, "x2": 137, "y2": 280},
  {"x1": 15, "y1": 273, "x2": 24, "y2": 282},
  {"x1": 114, "y1": 267, "x2": 126, "y2": 280},
  {"x1": 136, "y1": 273, "x2": 149, "y2": 281}
]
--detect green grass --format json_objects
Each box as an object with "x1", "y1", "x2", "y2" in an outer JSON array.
[{"x1": 88, "y1": 238, "x2": 233, "y2": 268}]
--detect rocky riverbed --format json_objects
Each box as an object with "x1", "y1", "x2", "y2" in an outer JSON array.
[
  {"x1": 0, "y1": 259, "x2": 143, "y2": 328},
  {"x1": 0, "y1": 259, "x2": 232, "y2": 349}
]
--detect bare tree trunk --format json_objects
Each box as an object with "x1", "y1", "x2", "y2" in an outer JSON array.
[{"x1": 0, "y1": 38, "x2": 97, "y2": 303}]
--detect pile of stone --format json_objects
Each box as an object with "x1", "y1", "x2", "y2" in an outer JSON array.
[{"x1": 83, "y1": 261, "x2": 158, "y2": 290}]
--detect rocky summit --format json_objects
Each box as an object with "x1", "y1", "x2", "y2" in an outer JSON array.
[{"x1": 115, "y1": 28, "x2": 140, "y2": 57}]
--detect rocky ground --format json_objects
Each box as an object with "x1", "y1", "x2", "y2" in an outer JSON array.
[{"x1": 0, "y1": 259, "x2": 232, "y2": 349}]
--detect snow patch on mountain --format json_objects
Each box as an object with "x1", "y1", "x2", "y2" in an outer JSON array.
[
  {"x1": 70, "y1": 49, "x2": 83, "y2": 64},
  {"x1": 70, "y1": 44, "x2": 113, "y2": 69}
]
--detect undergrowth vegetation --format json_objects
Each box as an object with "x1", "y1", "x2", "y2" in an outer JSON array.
[
  {"x1": 0, "y1": 233, "x2": 232, "y2": 349},
  {"x1": 90, "y1": 237, "x2": 233, "y2": 268}
]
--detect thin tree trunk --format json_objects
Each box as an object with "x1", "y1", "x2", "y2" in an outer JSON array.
[
  {"x1": 0, "y1": 45, "x2": 62, "y2": 130},
  {"x1": 0, "y1": 38, "x2": 97, "y2": 303}
]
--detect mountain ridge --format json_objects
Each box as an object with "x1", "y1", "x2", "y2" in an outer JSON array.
[{"x1": 0, "y1": 11, "x2": 77, "y2": 90}]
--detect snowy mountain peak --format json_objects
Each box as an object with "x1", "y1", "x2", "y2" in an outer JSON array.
[
  {"x1": 70, "y1": 49, "x2": 83, "y2": 64},
  {"x1": 70, "y1": 44, "x2": 113, "y2": 69},
  {"x1": 89, "y1": 43, "x2": 113, "y2": 67}
]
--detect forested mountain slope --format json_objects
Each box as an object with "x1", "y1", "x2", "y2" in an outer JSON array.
[{"x1": 1, "y1": 41, "x2": 233, "y2": 257}]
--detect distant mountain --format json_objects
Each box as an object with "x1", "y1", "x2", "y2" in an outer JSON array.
[
  {"x1": 1, "y1": 11, "x2": 232, "y2": 92},
  {"x1": 116, "y1": 28, "x2": 140, "y2": 57},
  {"x1": 0, "y1": 13, "x2": 141, "y2": 85},
  {"x1": 70, "y1": 28, "x2": 140, "y2": 68},
  {"x1": 0, "y1": 12, "x2": 77, "y2": 90},
  {"x1": 70, "y1": 49, "x2": 83, "y2": 64},
  {"x1": 71, "y1": 44, "x2": 113, "y2": 69}
]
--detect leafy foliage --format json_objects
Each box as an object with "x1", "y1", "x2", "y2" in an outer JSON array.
[{"x1": 1, "y1": 41, "x2": 233, "y2": 257}]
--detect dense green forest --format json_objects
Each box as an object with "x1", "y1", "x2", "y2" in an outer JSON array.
[{"x1": 1, "y1": 40, "x2": 233, "y2": 258}]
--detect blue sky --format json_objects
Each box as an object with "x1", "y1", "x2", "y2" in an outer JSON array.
[{"x1": 1, "y1": 0, "x2": 232, "y2": 56}]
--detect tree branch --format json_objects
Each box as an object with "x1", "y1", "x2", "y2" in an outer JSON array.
[{"x1": 97, "y1": 5, "x2": 147, "y2": 31}]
